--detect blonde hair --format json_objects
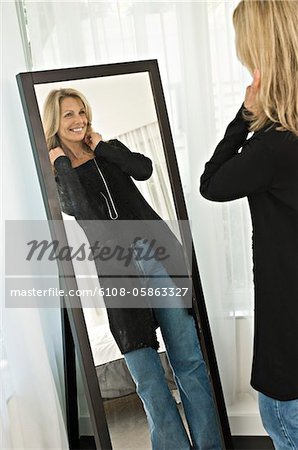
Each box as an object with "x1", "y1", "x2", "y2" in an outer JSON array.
[
  {"x1": 43, "y1": 88, "x2": 93, "y2": 150},
  {"x1": 233, "y1": 0, "x2": 298, "y2": 136}
]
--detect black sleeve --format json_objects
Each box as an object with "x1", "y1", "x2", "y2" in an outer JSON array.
[
  {"x1": 94, "y1": 139, "x2": 153, "y2": 181},
  {"x1": 200, "y1": 105, "x2": 276, "y2": 201},
  {"x1": 54, "y1": 156, "x2": 98, "y2": 219},
  {"x1": 53, "y1": 156, "x2": 128, "y2": 251}
]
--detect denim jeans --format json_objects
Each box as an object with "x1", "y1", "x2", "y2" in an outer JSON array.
[
  {"x1": 123, "y1": 240, "x2": 222, "y2": 450},
  {"x1": 259, "y1": 392, "x2": 298, "y2": 450}
]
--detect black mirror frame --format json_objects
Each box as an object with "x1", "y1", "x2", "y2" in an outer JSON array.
[{"x1": 16, "y1": 59, "x2": 232, "y2": 450}]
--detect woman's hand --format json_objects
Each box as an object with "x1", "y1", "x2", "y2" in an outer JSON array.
[
  {"x1": 49, "y1": 146, "x2": 66, "y2": 165},
  {"x1": 84, "y1": 127, "x2": 102, "y2": 151},
  {"x1": 244, "y1": 69, "x2": 261, "y2": 112}
]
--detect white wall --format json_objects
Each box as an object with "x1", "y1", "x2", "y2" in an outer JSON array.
[{"x1": 34, "y1": 73, "x2": 157, "y2": 138}]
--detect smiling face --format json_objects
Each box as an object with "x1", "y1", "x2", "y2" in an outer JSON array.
[{"x1": 57, "y1": 96, "x2": 89, "y2": 147}]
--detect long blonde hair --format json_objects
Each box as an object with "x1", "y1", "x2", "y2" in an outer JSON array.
[
  {"x1": 43, "y1": 88, "x2": 93, "y2": 150},
  {"x1": 233, "y1": 0, "x2": 298, "y2": 136}
]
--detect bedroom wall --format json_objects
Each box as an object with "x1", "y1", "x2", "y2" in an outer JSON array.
[{"x1": 34, "y1": 73, "x2": 157, "y2": 138}]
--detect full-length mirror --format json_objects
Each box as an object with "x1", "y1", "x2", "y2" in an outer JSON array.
[{"x1": 17, "y1": 60, "x2": 232, "y2": 450}]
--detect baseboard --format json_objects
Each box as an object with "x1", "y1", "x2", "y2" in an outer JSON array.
[
  {"x1": 232, "y1": 435, "x2": 274, "y2": 450},
  {"x1": 77, "y1": 436, "x2": 274, "y2": 450},
  {"x1": 76, "y1": 436, "x2": 96, "y2": 450},
  {"x1": 76, "y1": 434, "x2": 274, "y2": 450}
]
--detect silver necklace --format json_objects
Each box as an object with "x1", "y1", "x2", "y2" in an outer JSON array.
[{"x1": 93, "y1": 158, "x2": 118, "y2": 220}]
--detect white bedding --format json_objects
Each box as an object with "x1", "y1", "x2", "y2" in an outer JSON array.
[{"x1": 88, "y1": 323, "x2": 167, "y2": 366}]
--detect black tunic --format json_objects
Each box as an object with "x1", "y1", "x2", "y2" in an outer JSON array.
[
  {"x1": 54, "y1": 139, "x2": 191, "y2": 354},
  {"x1": 200, "y1": 105, "x2": 298, "y2": 400}
]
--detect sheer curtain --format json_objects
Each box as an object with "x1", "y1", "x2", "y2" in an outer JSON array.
[
  {"x1": 1, "y1": 2, "x2": 69, "y2": 448},
  {"x1": 22, "y1": 0, "x2": 261, "y2": 433},
  {"x1": 118, "y1": 122, "x2": 176, "y2": 221}
]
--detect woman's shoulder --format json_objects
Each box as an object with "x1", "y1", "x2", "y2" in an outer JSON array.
[
  {"x1": 253, "y1": 123, "x2": 298, "y2": 150},
  {"x1": 257, "y1": 122, "x2": 297, "y2": 140},
  {"x1": 245, "y1": 124, "x2": 298, "y2": 173},
  {"x1": 262, "y1": 127, "x2": 298, "y2": 174}
]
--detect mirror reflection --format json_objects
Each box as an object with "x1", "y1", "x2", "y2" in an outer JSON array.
[{"x1": 34, "y1": 72, "x2": 223, "y2": 450}]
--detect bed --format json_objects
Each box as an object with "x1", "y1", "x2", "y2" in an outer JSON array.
[{"x1": 88, "y1": 323, "x2": 177, "y2": 399}]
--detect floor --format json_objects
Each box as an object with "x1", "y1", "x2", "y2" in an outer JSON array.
[
  {"x1": 104, "y1": 392, "x2": 190, "y2": 449},
  {"x1": 104, "y1": 394, "x2": 151, "y2": 449},
  {"x1": 78, "y1": 393, "x2": 274, "y2": 450}
]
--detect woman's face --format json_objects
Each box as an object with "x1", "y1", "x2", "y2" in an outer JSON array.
[{"x1": 57, "y1": 96, "x2": 88, "y2": 146}]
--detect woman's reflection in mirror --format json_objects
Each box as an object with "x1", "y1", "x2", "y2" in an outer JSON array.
[{"x1": 43, "y1": 88, "x2": 222, "y2": 450}]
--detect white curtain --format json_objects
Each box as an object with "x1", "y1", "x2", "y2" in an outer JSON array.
[
  {"x1": 118, "y1": 122, "x2": 176, "y2": 221},
  {"x1": 22, "y1": 0, "x2": 258, "y2": 430},
  {"x1": 1, "y1": 2, "x2": 69, "y2": 448}
]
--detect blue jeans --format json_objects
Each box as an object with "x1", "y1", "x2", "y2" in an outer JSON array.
[
  {"x1": 259, "y1": 393, "x2": 298, "y2": 450},
  {"x1": 124, "y1": 240, "x2": 222, "y2": 449}
]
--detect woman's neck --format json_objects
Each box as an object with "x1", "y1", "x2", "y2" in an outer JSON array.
[
  {"x1": 59, "y1": 140, "x2": 94, "y2": 168},
  {"x1": 60, "y1": 141, "x2": 89, "y2": 160}
]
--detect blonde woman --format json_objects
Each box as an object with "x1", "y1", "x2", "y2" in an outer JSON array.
[
  {"x1": 200, "y1": 1, "x2": 298, "y2": 448},
  {"x1": 44, "y1": 88, "x2": 222, "y2": 450}
]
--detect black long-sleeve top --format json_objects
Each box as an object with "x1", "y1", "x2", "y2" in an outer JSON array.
[
  {"x1": 53, "y1": 139, "x2": 189, "y2": 354},
  {"x1": 200, "y1": 105, "x2": 298, "y2": 400},
  {"x1": 54, "y1": 138, "x2": 154, "y2": 221}
]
